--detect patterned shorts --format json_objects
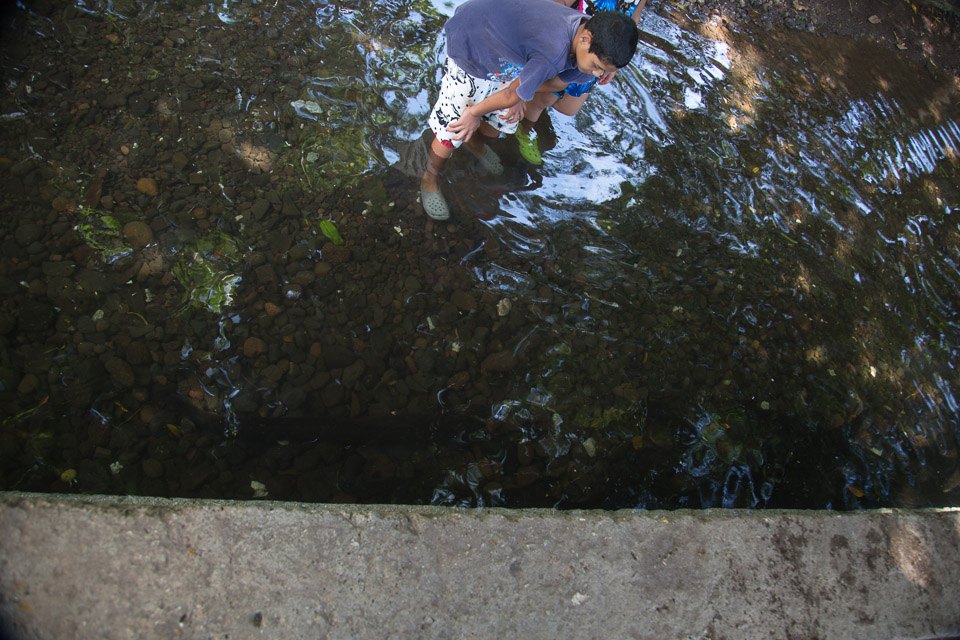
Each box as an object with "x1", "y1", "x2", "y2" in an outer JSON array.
[{"x1": 428, "y1": 57, "x2": 520, "y2": 149}]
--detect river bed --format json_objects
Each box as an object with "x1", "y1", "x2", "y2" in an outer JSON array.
[{"x1": 1, "y1": 0, "x2": 959, "y2": 509}]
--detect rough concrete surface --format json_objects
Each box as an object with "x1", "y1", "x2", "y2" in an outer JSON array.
[{"x1": 0, "y1": 493, "x2": 958, "y2": 639}]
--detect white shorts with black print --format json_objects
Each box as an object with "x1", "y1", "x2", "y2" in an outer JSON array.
[{"x1": 428, "y1": 57, "x2": 520, "y2": 149}]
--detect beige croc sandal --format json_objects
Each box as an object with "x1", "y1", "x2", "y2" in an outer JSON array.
[
  {"x1": 467, "y1": 144, "x2": 504, "y2": 176},
  {"x1": 420, "y1": 188, "x2": 450, "y2": 220}
]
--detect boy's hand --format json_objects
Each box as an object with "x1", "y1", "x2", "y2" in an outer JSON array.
[
  {"x1": 501, "y1": 101, "x2": 526, "y2": 124},
  {"x1": 447, "y1": 108, "x2": 483, "y2": 142},
  {"x1": 597, "y1": 69, "x2": 617, "y2": 85}
]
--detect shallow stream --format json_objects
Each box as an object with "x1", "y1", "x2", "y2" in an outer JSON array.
[{"x1": 1, "y1": 0, "x2": 959, "y2": 509}]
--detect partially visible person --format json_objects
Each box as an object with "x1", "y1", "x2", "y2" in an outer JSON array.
[
  {"x1": 419, "y1": 0, "x2": 639, "y2": 220},
  {"x1": 514, "y1": 0, "x2": 647, "y2": 165}
]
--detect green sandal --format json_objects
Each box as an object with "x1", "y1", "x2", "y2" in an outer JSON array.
[{"x1": 514, "y1": 127, "x2": 542, "y2": 165}]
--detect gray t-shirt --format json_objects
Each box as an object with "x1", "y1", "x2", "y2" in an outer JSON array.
[{"x1": 445, "y1": 0, "x2": 594, "y2": 102}]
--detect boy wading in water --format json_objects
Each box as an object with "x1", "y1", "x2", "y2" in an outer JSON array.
[
  {"x1": 420, "y1": 0, "x2": 639, "y2": 220},
  {"x1": 516, "y1": 0, "x2": 647, "y2": 165}
]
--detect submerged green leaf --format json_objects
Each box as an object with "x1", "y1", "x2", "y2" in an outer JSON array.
[{"x1": 320, "y1": 220, "x2": 345, "y2": 245}]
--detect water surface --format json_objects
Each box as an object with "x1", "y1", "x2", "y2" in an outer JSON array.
[{"x1": 0, "y1": 0, "x2": 958, "y2": 509}]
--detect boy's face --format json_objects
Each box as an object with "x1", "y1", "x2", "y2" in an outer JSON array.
[{"x1": 573, "y1": 31, "x2": 619, "y2": 77}]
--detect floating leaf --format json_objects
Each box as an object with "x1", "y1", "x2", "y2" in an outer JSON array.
[{"x1": 868, "y1": 14, "x2": 881, "y2": 24}]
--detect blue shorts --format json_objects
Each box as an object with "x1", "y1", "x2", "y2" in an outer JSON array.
[{"x1": 555, "y1": 77, "x2": 598, "y2": 100}]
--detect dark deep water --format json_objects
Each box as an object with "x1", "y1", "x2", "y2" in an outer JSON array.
[{"x1": 1, "y1": 0, "x2": 959, "y2": 509}]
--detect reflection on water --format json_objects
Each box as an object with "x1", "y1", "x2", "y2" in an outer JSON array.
[{"x1": 0, "y1": 0, "x2": 958, "y2": 510}]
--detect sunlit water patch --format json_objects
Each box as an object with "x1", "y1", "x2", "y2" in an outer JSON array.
[{"x1": 0, "y1": 0, "x2": 958, "y2": 510}]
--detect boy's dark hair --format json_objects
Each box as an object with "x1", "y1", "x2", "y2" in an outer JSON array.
[{"x1": 585, "y1": 11, "x2": 638, "y2": 68}]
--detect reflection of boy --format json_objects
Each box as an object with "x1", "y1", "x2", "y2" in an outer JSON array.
[
  {"x1": 516, "y1": 0, "x2": 647, "y2": 165},
  {"x1": 420, "y1": 0, "x2": 639, "y2": 220}
]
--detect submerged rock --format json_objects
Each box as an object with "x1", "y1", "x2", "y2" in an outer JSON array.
[
  {"x1": 123, "y1": 221, "x2": 154, "y2": 247},
  {"x1": 136, "y1": 177, "x2": 159, "y2": 196}
]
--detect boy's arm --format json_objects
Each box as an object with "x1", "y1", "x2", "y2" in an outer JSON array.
[
  {"x1": 535, "y1": 76, "x2": 570, "y2": 93},
  {"x1": 632, "y1": 0, "x2": 646, "y2": 24},
  {"x1": 447, "y1": 79, "x2": 524, "y2": 141}
]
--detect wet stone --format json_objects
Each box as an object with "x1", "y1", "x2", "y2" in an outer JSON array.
[
  {"x1": 0, "y1": 313, "x2": 15, "y2": 335},
  {"x1": 17, "y1": 301, "x2": 56, "y2": 332},
  {"x1": 26, "y1": 241, "x2": 47, "y2": 256},
  {"x1": 76, "y1": 269, "x2": 114, "y2": 294},
  {"x1": 17, "y1": 373, "x2": 39, "y2": 394},
  {"x1": 251, "y1": 199, "x2": 271, "y2": 220},
  {"x1": 243, "y1": 337, "x2": 267, "y2": 357},
  {"x1": 282, "y1": 192, "x2": 299, "y2": 217},
  {"x1": 77, "y1": 459, "x2": 111, "y2": 493},
  {"x1": 255, "y1": 265, "x2": 277, "y2": 285},
  {"x1": 105, "y1": 357, "x2": 136, "y2": 388},
  {"x1": 0, "y1": 239, "x2": 25, "y2": 262},
  {"x1": 181, "y1": 464, "x2": 217, "y2": 492},
  {"x1": 323, "y1": 344, "x2": 355, "y2": 369},
  {"x1": 142, "y1": 458, "x2": 165, "y2": 478},
  {"x1": 403, "y1": 276, "x2": 421, "y2": 293},
  {"x1": 0, "y1": 277, "x2": 18, "y2": 299},
  {"x1": 15, "y1": 222, "x2": 44, "y2": 246},
  {"x1": 321, "y1": 380, "x2": 345, "y2": 407},
  {"x1": 125, "y1": 342, "x2": 151, "y2": 365},
  {"x1": 292, "y1": 271, "x2": 315, "y2": 286},
  {"x1": 451, "y1": 289, "x2": 477, "y2": 311},
  {"x1": 231, "y1": 389, "x2": 260, "y2": 414},
  {"x1": 342, "y1": 359, "x2": 366, "y2": 388},
  {"x1": 481, "y1": 350, "x2": 518, "y2": 373},
  {"x1": 280, "y1": 386, "x2": 306, "y2": 410},
  {"x1": 262, "y1": 364, "x2": 284, "y2": 384},
  {"x1": 413, "y1": 351, "x2": 436, "y2": 374},
  {"x1": 171, "y1": 151, "x2": 190, "y2": 172},
  {"x1": 323, "y1": 245, "x2": 350, "y2": 264},
  {"x1": 288, "y1": 244, "x2": 309, "y2": 261},
  {"x1": 41, "y1": 261, "x2": 76, "y2": 278}
]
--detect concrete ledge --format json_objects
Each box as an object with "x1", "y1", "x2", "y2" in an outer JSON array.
[{"x1": 1, "y1": 493, "x2": 958, "y2": 639}]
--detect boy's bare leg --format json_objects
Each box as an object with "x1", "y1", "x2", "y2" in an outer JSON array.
[
  {"x1": 464, "y1": 121, "x2": 500, "y2": 158},
  {"x1": 421, "y1": 136, "x2": 453, "y2": 193},
  {"x1": 522, "y1": 91, "x2": 560, "y2": 129},
  {"x1": 551, "y1": 91, "x2": 590, "y2": 117},
  {"x1": 422, "y1": 122, "x2": 499, "y2": 193}
]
